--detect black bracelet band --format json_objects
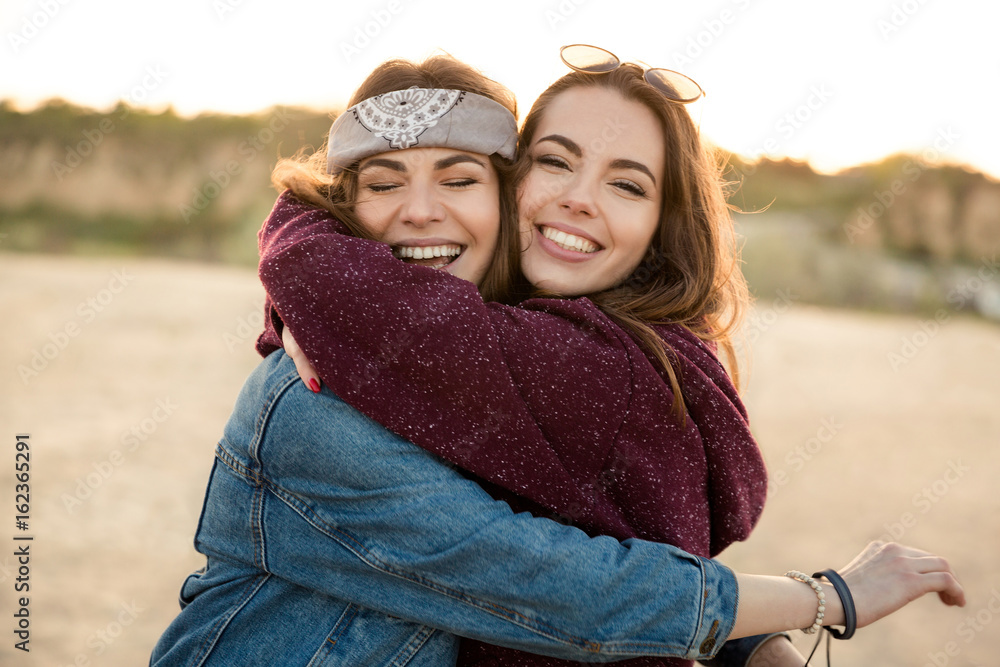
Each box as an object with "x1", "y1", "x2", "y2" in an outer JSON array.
[{"x1": 814, "y1": 569, "x2": 857, "y2": 640}]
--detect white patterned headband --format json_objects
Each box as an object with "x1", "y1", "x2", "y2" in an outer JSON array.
[{"x1": 326, "y1": 87, "x2": 518, "y2": 175}]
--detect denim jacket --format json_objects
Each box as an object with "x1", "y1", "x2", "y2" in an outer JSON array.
[{"x1": 151, "y1": 352, "x2": 759, "y2": 666}]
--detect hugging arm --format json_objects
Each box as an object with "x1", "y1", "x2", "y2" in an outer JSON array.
[
  {"x1": 257, "y1": 192, "x2": 627, "y2": 524},
  {"x1": 195, "y1": 355, "x2": 739, "y2": 662},
  {"x1": 252, "y1": 194, "x2": 965, "y2": 661}
]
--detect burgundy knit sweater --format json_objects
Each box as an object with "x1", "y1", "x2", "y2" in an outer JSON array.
[{"x1": 255, "y1": 192, "x2": 768, "y2": 666}]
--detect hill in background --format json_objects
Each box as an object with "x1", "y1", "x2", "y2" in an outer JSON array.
[{"x1": 2, "y1": 99, "x2": 998, "y2": 318}]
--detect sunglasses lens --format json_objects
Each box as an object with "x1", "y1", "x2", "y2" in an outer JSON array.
[
  {"x1": 560, "y1": 44, "x2": 619, "y2": 73},
  {"x1": 644, "y1": 68, "x2": 703, "y2": 103}
]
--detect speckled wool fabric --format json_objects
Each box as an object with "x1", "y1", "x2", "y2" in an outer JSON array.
[{"x1": 255, "y1": 192, "x2": 768, "y2": 667}]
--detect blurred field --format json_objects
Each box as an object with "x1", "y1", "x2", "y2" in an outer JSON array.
[{"x1": 2, "y1": 251, "x2": 999, "y2": 666}]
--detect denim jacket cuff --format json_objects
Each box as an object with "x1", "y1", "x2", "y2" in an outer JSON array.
[{"x1": 685, "y1": 557, "x2": 739, "y2": 661}]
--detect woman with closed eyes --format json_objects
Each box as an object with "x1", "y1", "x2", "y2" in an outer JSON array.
[{"x1": 151, "y1": 49, "x2": 964, "y2": 667}]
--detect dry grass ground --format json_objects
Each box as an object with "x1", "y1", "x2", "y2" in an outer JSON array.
[{"x1": 2, "y1": 252, "x2": 997, "y2": 666}]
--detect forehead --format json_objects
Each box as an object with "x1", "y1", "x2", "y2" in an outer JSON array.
[{"x1": 534, "y1": 86, "x2": 665, "y2": 166}]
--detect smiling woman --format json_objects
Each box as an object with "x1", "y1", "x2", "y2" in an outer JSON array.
[
  {"x1": 518, "y1": 86, "x2": 664, "y2": 296},
  {"x1": 151, "y1": 51, "x2": 965, "y2": 667},
  {"x1": 355, "y1": 147, "x2": 501, "y2": 285},
  {"x1": 265, "y1": 57, "x2": 521, "y2": 304}
]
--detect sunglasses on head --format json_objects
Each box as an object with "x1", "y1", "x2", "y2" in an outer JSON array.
[{"x1": 560, "y1": 44, "x2": 705, "y2": 104}]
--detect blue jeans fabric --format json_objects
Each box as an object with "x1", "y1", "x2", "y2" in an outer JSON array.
[{"x1": 151, "y1": 351, "x2": 741, "y2": 666}]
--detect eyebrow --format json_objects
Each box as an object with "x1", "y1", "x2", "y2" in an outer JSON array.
[
  {"x1": 537, "y1": 134, "x2": 582, "y2": 157},
  {"x1": 434, "y1": 154, "x2": 487, "y2": 170},
  {"x1": 536, "y1": 133, "x2": 657, "y2": 186},
  {"x1": 359, "y1": 153, "x2": 487, "y2": 174},
  {"x1": 610, "y1": 159, "x2": 657, "y2": 186},
  {"x1": 359, "y1": 157, "x2": 405, "y2": 173}
]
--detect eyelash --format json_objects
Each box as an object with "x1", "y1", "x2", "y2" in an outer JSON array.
[
  {"x1": 612, "y1": 179, "x2": 647, "y2": 198},
  {"x1": 535, "y1": 155, "x2": 648, "y2": 198},
  {"x1": 363, "y1": 178, "x2": 479, "y2": 193},
  {"x1": 536, "y1": 155, "x2": 569, "y2": 170}
]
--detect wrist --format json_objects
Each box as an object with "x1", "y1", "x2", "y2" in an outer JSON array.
[
  {"x1": 816, "y1": 579, "x2": 845, "y2": 627},
  {"x1": 815, "y1": 569, "x2": 857, "y2": 639}
]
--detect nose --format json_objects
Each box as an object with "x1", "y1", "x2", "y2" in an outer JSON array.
[
  {"x1": 557, "y1": 174, "x2": 598, "y2": 218},
  {"x1": 399, "y1": 182, "x2": 445, "y2": 228}
]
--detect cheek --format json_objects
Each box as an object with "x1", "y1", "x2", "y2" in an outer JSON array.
[
  {"x1": 516, "y1": 172, "x2": 548, "y2": 221},
  {"x1": 615, "y1": 209, "x2": 660, "y2": 267},
  {"x1": 465, "y1": 194, "x2": 502, "y2": 249},
  {"x1": 354, "y1": 201, "x2": 392, "y2": 239}
]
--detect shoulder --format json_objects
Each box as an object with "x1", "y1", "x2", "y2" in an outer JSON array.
[
  {"x1": 508, "y1": 295, "x2": 632, "y2": 346},
  {"x1": 653, "y1": 322, "x2": 722, "y2": 364}
]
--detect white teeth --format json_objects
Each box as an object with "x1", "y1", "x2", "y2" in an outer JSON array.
[
  {"x1": 392, "y1": 244, "x2": 463, "y2": 259},
  {"x1": 541, "y1": 226, "x2": 598, "y2": 253}
]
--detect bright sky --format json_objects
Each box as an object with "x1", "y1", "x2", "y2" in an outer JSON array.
[{"x1": 3, "y1": 0, "x2": 999, "y2": 179}]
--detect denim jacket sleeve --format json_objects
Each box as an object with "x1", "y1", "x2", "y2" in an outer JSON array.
[{"x1": 201, "y1": 350, "x2": 741, "y2": 662}]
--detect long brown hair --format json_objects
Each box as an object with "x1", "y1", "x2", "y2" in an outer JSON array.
[
  {"x1": 514, "y1": 65, "x2": 751, "y2": 416},
  {"x1": 271, "y1": 55, "x2": 520, "y2": 303}
]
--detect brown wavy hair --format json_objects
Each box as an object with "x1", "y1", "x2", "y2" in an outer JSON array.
[
  {"x1": 513, "y1": 65, "x2": 751, "y2": 415},
  {"x1": 271, "y1": 55, "x2": 520, "y2": 304}
]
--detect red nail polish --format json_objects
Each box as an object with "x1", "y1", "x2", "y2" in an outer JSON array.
[{"x1": 308, "y1": 378, "x2": 321, "y2": 393}]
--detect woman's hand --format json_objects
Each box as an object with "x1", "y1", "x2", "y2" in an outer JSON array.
[
  {"x1": 282, "y1": 325, "x2": 322, "y2": 393},
  {"x1": 836, "y1": 540, "x2": 965, "y2": 628},
  {"x1": 733, "y1": 540, "x2": 964, "y2": 639}
]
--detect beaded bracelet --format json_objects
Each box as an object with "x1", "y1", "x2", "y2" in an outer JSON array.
[
  {"x1": 784, "y1": 570, "x2": 826, "y2": 634},
  {"x1": 815, "y1": 569, "x2": 857, "y2": 640}
]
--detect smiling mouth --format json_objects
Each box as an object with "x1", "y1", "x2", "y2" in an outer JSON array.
[
  {"x1": 391, "y1": 244, "x2": 464, "y2": 270},
  {"x1": 539, "y1": 226, "x2": 601, "y2": 253}
]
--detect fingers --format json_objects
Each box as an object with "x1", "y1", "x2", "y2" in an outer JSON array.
[
  {"x1": 911, "y1": 555, "x2": 952, "y2": 575},
  {"x1": 841, "y1": 541, "x2": 965, "y2": 627},
  {"x1": 281, "y1": 326, "x2": 322, "y2": 393},
  {"x1": 916, "y1": 569, "x2": 966, "y2": 608},
  {"x1": 906, "y1": 555, "x2": 965, "y2": 606}
]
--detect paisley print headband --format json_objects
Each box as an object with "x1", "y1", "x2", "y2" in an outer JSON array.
[{"x1": 326, "y1": 87, "x2": 518, "y2": 174}]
